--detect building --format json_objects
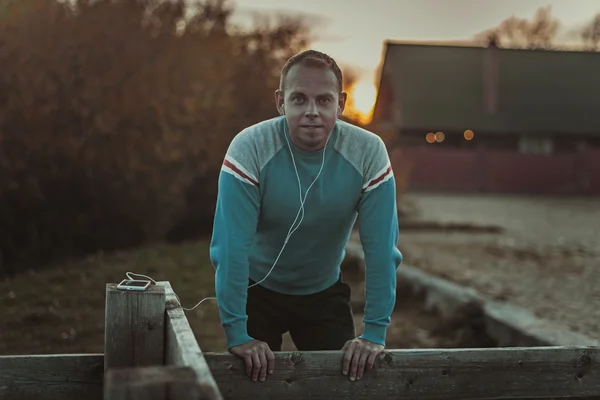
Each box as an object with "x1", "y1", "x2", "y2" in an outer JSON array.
[{"x1": 372, "y1": 40, "x2": 600, "y2": 195}]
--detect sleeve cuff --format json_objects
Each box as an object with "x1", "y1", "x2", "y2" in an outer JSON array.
[
  {"x1": 359, "y1": 323, "x2": 387, "y2": 346},
  {"x1": 224, "y1": 321, "x2": 254, "y2": 349}
]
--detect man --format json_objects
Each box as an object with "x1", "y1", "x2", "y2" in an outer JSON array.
[{"x1": 209, "y1": 49, "x2": 403, "y2": 383}]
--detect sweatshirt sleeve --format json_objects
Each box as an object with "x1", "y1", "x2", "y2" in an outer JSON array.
[
  {"x1": 356, "y1": 137, "x2": 403, "y2": 346},
  {"x1": 209, "y1": 133, "x2": 261, "y2": 349}
]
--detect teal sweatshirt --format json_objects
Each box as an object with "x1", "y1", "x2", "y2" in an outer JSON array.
[{"x1": 209, "y1": 116, "x2": 403, "y2": 349}]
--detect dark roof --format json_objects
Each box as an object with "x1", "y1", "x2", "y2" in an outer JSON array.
[{"x1": 373, "y1": 41, "x2": 600, "y2": 135}]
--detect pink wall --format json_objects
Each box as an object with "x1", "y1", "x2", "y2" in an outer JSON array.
[{"x1": 391, "y1": 147, "x2": 600, "y2": 195}]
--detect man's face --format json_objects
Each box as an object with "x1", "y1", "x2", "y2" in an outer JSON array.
[{"x1": 275, "y1": 64, "x2": 346, "y2": 151}]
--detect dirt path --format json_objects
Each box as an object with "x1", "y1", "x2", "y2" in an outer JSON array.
[
  {"x1": 408, "y1": 193, "x2": 600, "y2": 253},
  {"x1": 356, "y1": 193, "x2": 600, "y2": 339},
  {"x1": 282, "y1": 264, "x2": 494, "y2": 351}
]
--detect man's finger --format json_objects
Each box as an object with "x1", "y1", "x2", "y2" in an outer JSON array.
[
  {"x1": 349, "y1": 344, "x2": 362, "y2": 381},
  {"x1": 258, "y1": 349, "x2": 268, "y2": 381},
  {"x1": 243, "y1": 351, "x2": 253, "y2": 378},
  {"x1": 356, "y1": 351, "x2": 369, "y2": 380},
  {"x1": 266, "y1": 347, "x2": 276, "y2": 375},
  {"x1": 341, "y1": 339, "x2": 351, "y2": 352},
  {"x1": 342, "y1": 341, "x2": 355, "y2": 376},
  {"x1": 251, "y1": 352, "x2": 261, "y2": 382},
  {"x1": 366, "y1": 351, "x2": 378, "y2": 371}
]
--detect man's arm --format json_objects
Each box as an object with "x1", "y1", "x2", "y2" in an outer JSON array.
[
  {"x1": 209, "y1": 150, "x2": 260, "y2": 349},
  {"x1": 356, "y1": 140, "x2": 403, "y2": 346}
]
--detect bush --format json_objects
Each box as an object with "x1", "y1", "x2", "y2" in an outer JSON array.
[{"x1": 0, "y1": 0, "x2": 312, "y2": 275}]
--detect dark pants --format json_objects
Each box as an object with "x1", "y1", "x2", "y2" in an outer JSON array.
[{"x1": 246, "y1": 277, "x2": 356, "y2": 351}]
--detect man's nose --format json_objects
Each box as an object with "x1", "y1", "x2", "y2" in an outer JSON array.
[{"x1": 305, "y1": 101, "x2": 318, "y2": 116}]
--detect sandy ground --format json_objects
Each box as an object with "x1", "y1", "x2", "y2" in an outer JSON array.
[{"x1": 387, "y1": 193, "x2": 600, "y2": 338}]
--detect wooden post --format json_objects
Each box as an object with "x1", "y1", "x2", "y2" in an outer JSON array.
[
  {"x1": 104, "y1": 365, "x2": 200, "y2": 400},
  {"x1": 104, "y1": 283, "x2": 166, "y2": 372},
  {"x1": 158, "y1": 281, "x2": 223, "y2": 400}
]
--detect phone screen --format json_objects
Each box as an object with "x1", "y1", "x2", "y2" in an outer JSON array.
[{"x1": 121, "y1": 280, "x2": 149, "y2": 287}]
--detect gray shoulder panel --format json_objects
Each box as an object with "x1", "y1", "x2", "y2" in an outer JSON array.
[
  {"x1": 333, "y1": 120, "x2": 393, "y2": 191},
  {"x1": 223, "y1": 117, "x2": 286, "y2": 185}
]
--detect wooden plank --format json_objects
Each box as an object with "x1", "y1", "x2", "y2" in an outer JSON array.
[
  {"x1": 104, "y1": 283, "x2": 166, "y2": 372},
  {"x1": 0, "y1": 353, "x2": 103, "y2": 400},
  {"x1": 203, "y1": 346, "x2": 600, "y2": 400},
  {"x1": 104, "y1": 365, "x2": 200, "y2": 400},
  {"x1": 158, "y1": 281, "x2": 223, "y2": 400}
]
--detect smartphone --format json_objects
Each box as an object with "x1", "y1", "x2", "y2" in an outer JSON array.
[{"x1": 117, "y1": 279, "x2": 151, "y2": 291}]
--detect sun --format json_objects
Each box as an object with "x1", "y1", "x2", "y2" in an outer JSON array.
[{"x1": 349, "y1": 79, "x2": 377, "y2": 123}]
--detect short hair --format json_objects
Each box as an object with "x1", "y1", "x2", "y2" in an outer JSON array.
[{"x1": 279, "y1": 50, "x2": 343, "y2": 93}]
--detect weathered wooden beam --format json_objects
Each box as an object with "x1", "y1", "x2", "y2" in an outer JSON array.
[
  {"x1": 104, "y1": 365, "x2": 200, "y2": 400},
  {"x1": 158, "y1": 281, "x2": 223, "y2": 400},
  {"x1": 104, "y1": 283, "x2": 166, "y2": 372},
  {"x1": 0, "y1": 353, "x2": 103, "y2": 400},
  {"x1": 203, "y1": 346, "x2": 600, "y2": 400}
]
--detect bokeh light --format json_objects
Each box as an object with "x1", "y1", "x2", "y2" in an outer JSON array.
[
  {"x1": 464, "y1": 129, "x2": 475, "y2": 140},
  {"x1": 425, "y1": 132, "x2": 436, "y2": 143}
]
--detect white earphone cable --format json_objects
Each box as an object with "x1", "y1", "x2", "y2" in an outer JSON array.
[
  {"x1": 123, "y1": 118, "x2": 328, "y2": 311},
  {"x1": 248, "y1": 121, "x2": 328, "y2": 289}
]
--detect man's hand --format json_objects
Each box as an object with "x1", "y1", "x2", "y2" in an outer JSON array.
[
  {"x1": 341, "y1": 337, "x2": 384, "y2": 381},
  {"x1": 229, "y1": 340, "x2": 275, "y2": 382}
]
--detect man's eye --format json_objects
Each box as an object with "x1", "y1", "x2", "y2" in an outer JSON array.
[{"x1": 292, "y1": 97, "x2": 304, "y2": 103}]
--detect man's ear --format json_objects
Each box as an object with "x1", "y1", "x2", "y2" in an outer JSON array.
[
  {"x1": 337, "y1": 92, "x2": 348, "y2": 117},
  {"x1": 274, "y1": 89, "x2": 285, "y2": 115}
]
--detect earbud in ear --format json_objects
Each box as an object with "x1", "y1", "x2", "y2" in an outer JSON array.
[{"x1": 281, "y1": 104, "x2": 285, "y2": 115}]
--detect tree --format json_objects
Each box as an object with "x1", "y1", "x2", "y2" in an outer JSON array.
[
  {"x1": 580, "y1": 13, "x2": 600, "y2": 51},
  {"x1": 475, "y1": 6, "x2": 561, "y2": 49},
  {"x1": 0, "y1": 0, "x2": 315, "y2": 274},
  {"x1": 337, "y1": 66, "x2": 362, "y2": 125}
]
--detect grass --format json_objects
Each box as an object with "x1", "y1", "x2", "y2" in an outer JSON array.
[
  {"x1": 0, "y1": 239, "x2": 226, "y2": 355},
  {"x1": 0, "y1": 234, "x2": 485, "y2": 357}
]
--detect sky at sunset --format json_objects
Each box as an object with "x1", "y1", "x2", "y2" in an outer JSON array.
[
  {"x1": 234, "y1": 0, "x2": 599, "y2": 77},
  {"x1": 231, "y1": 0, "x2": 600, "y2": 117}
]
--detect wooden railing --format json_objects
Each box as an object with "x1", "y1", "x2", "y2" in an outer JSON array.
[{"x1": 0, "y1": 280, "x2": 599, "y2": 400}]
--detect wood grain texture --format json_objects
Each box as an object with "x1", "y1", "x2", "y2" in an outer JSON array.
[
  {"x1": 104, "y1": 283, "x2": 166, "y2": 372},
  {"x1": 0, "y1": 353, "x2": 103, "y2": 400},
  {"x1": 203, "y1": 346, "x2": 600, "y2": 400},
  {"x1": 104, "y1": 365, "x2": 200, "y2": 400},
  {"x1": 159, "y1": 281, "x2": 223, "y2": 400}
]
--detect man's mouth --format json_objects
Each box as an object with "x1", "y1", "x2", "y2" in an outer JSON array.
[{"x1": 301, "y1": 124, "x2": 322, "y2": 128}]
